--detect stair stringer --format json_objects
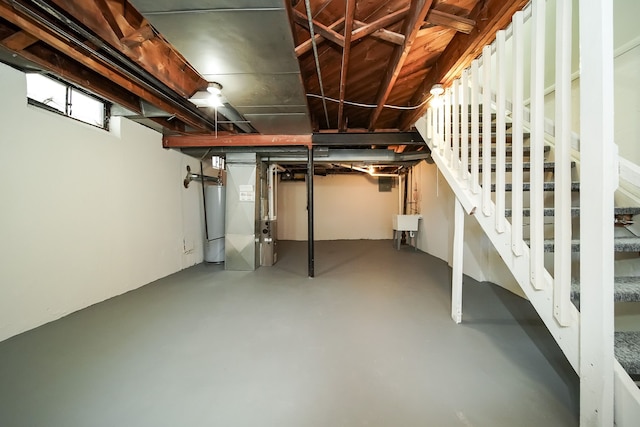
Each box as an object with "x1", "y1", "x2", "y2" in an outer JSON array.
[
  {"x1": 420, "y1": 126, "x2": 580, "y2": 374},
  {"x1": 614, "y1": 360, "x2": 640, "y2": 423}
]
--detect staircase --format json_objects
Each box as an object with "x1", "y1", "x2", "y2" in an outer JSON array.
[
  {"x1": 420, "y1": 100, "x2": 640, "y2": 417},
  {"x1": 493, "y1": 130, "x2": 640, "y2": 382},
  {"x1": 411, "y1": 1, "x2": 640, "y2": 423},
  {"x1": 414, "y1": 2, "x2": 640, "y2": 423}
]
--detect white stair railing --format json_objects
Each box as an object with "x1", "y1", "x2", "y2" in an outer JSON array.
[{"x1": 415, "y1": 0, "x2": 640, "y2": 425}]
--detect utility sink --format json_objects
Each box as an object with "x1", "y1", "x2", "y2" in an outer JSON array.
[{"x1": 393, "y1": 214, "x2": 422, "y2": 231}]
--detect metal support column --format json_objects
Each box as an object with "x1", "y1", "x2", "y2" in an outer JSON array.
[{"x1": 307, "y1": 146, "x2": 315, "y2": 278}]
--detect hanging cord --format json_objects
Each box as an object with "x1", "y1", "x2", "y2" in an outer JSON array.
[
  {"x1": 306, "y1": 93, "x2": 431, "y2": 110},
  {"x1": 304, "y1": 0, "x2": 331, "y2": 128}
]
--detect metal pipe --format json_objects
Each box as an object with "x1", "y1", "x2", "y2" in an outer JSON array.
[
  {"x1": 304, "y1": 0, "x2": 331, "y2": 128},
  {"x1": 307, "y1": 146, "x2": 315, "y2": 278},
  {"x1": 268, "y1": 164, "x2": 285, "y2": 221},
  {"x1": 338, "y1": 163, "x2": 403, "y2": 177},
  {"x1": 200, "y1": 161, "x2": 210, "y2": 240},
  {"x1": 184, "y1": 169, "x2": 219, "y2": 188}
]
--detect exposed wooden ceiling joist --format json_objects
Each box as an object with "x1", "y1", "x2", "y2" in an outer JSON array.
[
  {"x1": 163, "y1": 134, "x2": 313, "y2": 148},
  {"x1": 292, "y1": 9, "x2": 344, "y2": 48},
  {"x1": 353, "y1": 20, "x2": 404, "y2": 45},
  {"x1": 424, "y1": 9, "x2": 476, "y2": 35},
  {"x1": 350, "y1": 7, "x2": 409, "y2": 42},
  {"x1": 337, "y1": 0, "x2": 356, "y2": 132},
  {"x1": 398, "y1": 0, "x2": 529, "y2": 130},
  {"x1": 47, "y1": 0, "x2": 206, "y2": 97},
  {"x1": 295, "y1": 17, "x2": 345, "y2": 57},
  {"x1": 1, "y1": 29, "x2": 37, "y2": 51},
  {"x1": 94, "y1": 0, "x2": 125, "y2": 39},
  {"x1": 367, "y1": 0, "x2": 434, "y2": 130},
  {"x1": 0, "y1": 1, "x2": 213, "y2": 132}
]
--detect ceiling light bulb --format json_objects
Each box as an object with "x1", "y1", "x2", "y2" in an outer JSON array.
[
  {"x1": 207, "y1": 82, "x2": 223, "y2": 95},
  {"x1": 209, "y1": 93, "x2": 224, "y2": 107},
  {"x1": 430, "y1": 83, "x2": 444, "y2": 96}
]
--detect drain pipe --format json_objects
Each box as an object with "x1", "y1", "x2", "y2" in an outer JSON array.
[
  {"x1": 268, "y1": 164, "x2": 285, "y2": 221},
  {"x1": 399, "y1": 174, "x2": 403, "y2": 215},
  {"x1": 200, "y1": 162, "x2": 210, "y2": 241}
]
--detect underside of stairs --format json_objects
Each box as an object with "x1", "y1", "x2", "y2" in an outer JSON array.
[{"x1": 420, "y1": 105, "x2": 640, "y2": 389}]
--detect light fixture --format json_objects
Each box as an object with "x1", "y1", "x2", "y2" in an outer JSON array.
[
  {"x1": 189, "y1": 82, "x2": 225, "y2": 108},
  {"x1": 430, "y1": 83, "x2": 444, "y2": 96},
  {"x1": 207, "y1": 82, "x2": 223, "y2": 95}
]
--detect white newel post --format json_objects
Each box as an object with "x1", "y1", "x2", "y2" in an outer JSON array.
[{"x1": 579, "y1": 0, "x2": 615, "y2": 425}]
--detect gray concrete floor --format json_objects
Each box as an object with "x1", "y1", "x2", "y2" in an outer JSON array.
[{"x1": 0, "y1": 240, "x2": 578, "y2": 427}]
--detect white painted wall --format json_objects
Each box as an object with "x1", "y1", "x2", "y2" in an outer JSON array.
[
  {"x1": 0, "y1": 63, "x2": 205, "y2": 342},
  {"x1": 277, "y1": 174, "x2": 398, "y2": 240}
]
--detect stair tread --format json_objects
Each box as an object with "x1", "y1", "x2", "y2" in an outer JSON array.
[
  {"x1": 571, "y1": 276, "x2": 640, "y2": 303},
  {"x1": 465, "y1": 145, "x2": 551, "y2": 155},
  {"x1": 539, "y1": 236, "x2": 640, "y2": 252},
  {"x1": 615, "y1": 331, "x2": 640, "y2": 376},
  {"x1": 505, "y1": 206, "x2": 640, "y2": 217},
  {"x1": 479, "y1": 161, "x2": 574, "y2": 171},
  {"x1": 494, "y1": 182, "x2": 580, "y2": 191}
]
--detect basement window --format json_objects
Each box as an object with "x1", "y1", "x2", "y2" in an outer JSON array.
[{"x1": 26, "y1": 73, "x2": 110, "y2": 130}]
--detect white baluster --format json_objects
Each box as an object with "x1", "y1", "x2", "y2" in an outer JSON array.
[
  {"x1": 495, "y1": 30, "x2": 506, "y2": 233},
  {"x1": 482, "y1": 45, "x2": 493, "y2": 216},
  {"x1": 471, "y1": 60, "x2": 480, "y2": 194},
  {"x1": 461, "y1": 69, "x2": 470, "y2": 187},
  {"x1": 530, "y1": 0, "x2": 546, "y2": 289},
  {"x1": 554, "y1": 0, "x2": 573, "y2": 327},
  {"x1": 511, "y1": 12, "x2": 524, "y2": 256}
]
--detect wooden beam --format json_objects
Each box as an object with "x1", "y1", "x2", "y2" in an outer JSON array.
[
  {"x1": 425, "y1": 9, "x2": 476, "y2": 34},
  {"x1": 12, "y1": 42, "x2": 143, "y2": 115},
  {"x1": 163, "y1": 134, "x2": 313, "y2": 148},
  {"x1": 120, "y1": 23, "x2": 155, "y2": 49},
  {"x1": 0, "y1": 1, "x2": 212, "y2": 132},
  {"x1": 398, "y1": 0, "x2": 529, "y2": 130},
  {"x1": 1, "y1": 30, "x2": 38, "y2": 51},
  {"x1": 292, "y1": 9, "x2": 344, "y2": 48},
  {"x1": 295, "y1": 18, "x2": 345, "y2": 57},
  {"x1": 338, "y1": 0, "x2": 356, "y2": 132},
  {"x1": 48, "y1": 0, "x2": 206, "y2": 97},
  {"x1": 368, "y1": 0, "x2": 434, "y2": 130},
  {"x1": 353, "y1": 20, "x2": 404, "y2": 45},
  {"x1": 94, "y1": 0, "x2": 125, "y2": 39},
  {"x1": 351, "y1": 7, "x2": 409, "y2": 42}
]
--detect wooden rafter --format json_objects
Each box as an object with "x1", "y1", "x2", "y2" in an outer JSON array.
[
  {"x1": 351, "y1": 7, "x2": 409, "y2": 42},
  {"x1": 292, "y1": 9, "x2": 344, "y2": 48},
  {"x1": 353, "y1": 20, "x2": 404, "y2": 45},
  {"x1": 0, "y1": 1, "x2": 212, "y2": 132},
  {"x1": 1, "y1": 30, "x2": 38, "y2": 51},
  {"x1": 295, "y1": 17, "x2": 345, "y2": 57},
  {"x1": 48, "y1": 0, "x2": 206, "y2": 97},
  {"x1": 424, "y1": 9, "x2": 476, "y2": 35},
  {"x1": 120, "y1": 23, "x2": 154, "y2": 49},
  {"x1": 94, "y1": 0, "x2": 125, "y2": 39},
  {"x1": 337, "y1": 0, "x2": 356, "y2": 132},
  {"x1": 368, "y1": 0, "x2": 434, "y2": 130},
  {"x1": 163, "y1": 134, "x2": 313, "y2": 148},
  {"x1": 398, "y1": 0, "x2": 529, "y2": 130}
]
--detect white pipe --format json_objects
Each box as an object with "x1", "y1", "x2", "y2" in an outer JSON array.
[
  {"x1": 268, "y1": 164, "x2": 285, "y2": 221},
  {"x1": 399, "y1": 174, "x2": 403, "y2": 215}
]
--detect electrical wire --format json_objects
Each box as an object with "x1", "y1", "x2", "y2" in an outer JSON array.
[{"x1": 306, "y1": 93, "x2": 431, "y2": 110}]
